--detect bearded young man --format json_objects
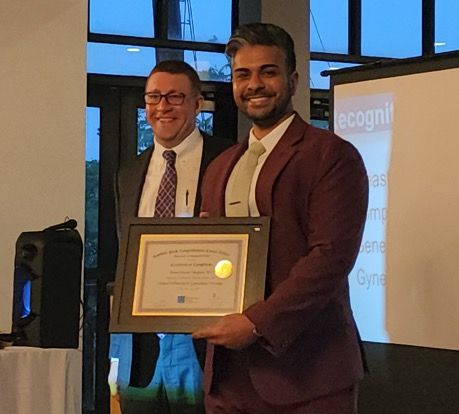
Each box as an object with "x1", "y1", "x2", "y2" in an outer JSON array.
[{"x1": 193, "y1": 23, "x2": 369, "y2": 414}]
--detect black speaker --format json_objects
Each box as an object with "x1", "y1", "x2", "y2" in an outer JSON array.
[{"x1": 12, "y1": 221, "x2": 83, "y2": 348}]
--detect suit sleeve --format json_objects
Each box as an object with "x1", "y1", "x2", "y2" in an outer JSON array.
[{"x1": 244, "y1": 140, "x2": 369, "y2": 357}]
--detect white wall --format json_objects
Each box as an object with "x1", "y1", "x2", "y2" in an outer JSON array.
[
  {"x1": 262, "y1": 0, "x2": 310, "y2": 121},
  {"x1": 0, "y1": 1, "x2": 87, "y2": 332}
]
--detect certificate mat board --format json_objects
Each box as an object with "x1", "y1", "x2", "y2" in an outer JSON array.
[{"x1": 110, "y1": 217, "x2": 270, "y2": 333}]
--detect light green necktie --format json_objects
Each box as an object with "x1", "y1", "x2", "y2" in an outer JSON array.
[{"x1": 225, "y1": 141, "x2": 266, "y2": 217}]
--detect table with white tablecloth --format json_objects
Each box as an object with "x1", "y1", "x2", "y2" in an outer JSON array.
[{"x1": 0, "y1": 346, "x2": 81, "y2": 414}]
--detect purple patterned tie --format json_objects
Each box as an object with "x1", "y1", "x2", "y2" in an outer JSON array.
[{"x1": 154, "y1": 150, "x2": 177, "y2": 218}]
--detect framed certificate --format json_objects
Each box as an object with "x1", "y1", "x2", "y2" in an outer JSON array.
[{"x1": 109, "y1": 217, "x2": 270, "y2": 333}]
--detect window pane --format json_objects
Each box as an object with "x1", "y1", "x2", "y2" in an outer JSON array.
[
  {"x1": 168, "y1": 0, "x2": 232, "y2": 44},
  {"x1": 362, "y1": 0, "x2": 422, "y2": 58},
  {"x1": 87, "y1": 43, "x2": 156, "y2": 76},
  {"x1": 310, "y1": 119, "x2": 329, "y2": 130},
  {"x1": 184, "y1": 51, "x2": 230, "y2": 82},
  {"x1": 310, "y1": 61, "x2": 359, "y2": 90},
  {"x1": 137, "y1": 109, "x2": 214, "y2": 155},
  {"x1": 87, "y1": 43, "x2": 230, "y2": 81},
  {"x1": 85, "y1": 107, "x2": 100, "y2": 269},
  {"x1": 435, "y1": 0, "x2": 459, "y2": 53},
  {"x1": 137, "y1": 109, "x2": 153, "y2": 155},
  {"x1": 89, "y1": 0, "x2": 154, "y2": 37},
  {"x1": 196, "y1": 112, "x2": 214, "y2": 135},
  {"x1": 310, "y1": 0, "x2": 348, "y2": 53}
]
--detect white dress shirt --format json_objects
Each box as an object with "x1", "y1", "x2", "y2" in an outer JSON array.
[
  {"x1": 138, "y1": 128, "x2": 204, "y2": 218},
  {"x1": 248, "y1": 114, "x2": 295, "y2": 216}
]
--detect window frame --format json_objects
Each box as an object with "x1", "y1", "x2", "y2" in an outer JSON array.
[
  {"x1": 310, "y1": 0, "x2": 438, "y2": 92},
  {"x1": 87, "y1": 0, "x2": 238, "y2": 56}
]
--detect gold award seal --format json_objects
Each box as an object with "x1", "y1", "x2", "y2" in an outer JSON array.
[{"x1": 214, "y1": 259, "x2": 233, "y2": 279}]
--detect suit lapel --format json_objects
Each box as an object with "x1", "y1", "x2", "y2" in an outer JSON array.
[
  {"x1": 208, "y1": 142, "x2": 247, "y2": 215},
  {"x1": 256, "y1": 115, "x2": 308, "y2": 216},
  {"x1": 195, "y1": 134, "x2": 214, "y2": 215},
  {"x1": 124, "y1": 147, "x2": 154, "y2": 217},
  {"x1": 194, "y1": 133, "x2": 234, "y2": 215}
]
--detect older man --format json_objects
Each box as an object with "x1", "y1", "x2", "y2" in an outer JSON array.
[{"x1": 110, "y1": 60, "x2": 233, "y2": 414}]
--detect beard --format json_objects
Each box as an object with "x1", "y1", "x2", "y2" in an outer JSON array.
[{"x1": 239, "y1": 92, "x2": 293, "y2": 128}]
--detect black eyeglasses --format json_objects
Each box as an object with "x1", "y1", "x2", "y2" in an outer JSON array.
[{"x1": 144, "y1": 92, "x2": 186, "y2": 105}]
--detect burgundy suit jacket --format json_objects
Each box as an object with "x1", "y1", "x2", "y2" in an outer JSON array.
[{"x1": 200, "y1": 114, "x2": 369, "y2": 405}]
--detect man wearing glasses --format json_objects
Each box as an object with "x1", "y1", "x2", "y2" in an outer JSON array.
[{"x1": 110, "y1": 60, "x2": 233, "y2": 414}]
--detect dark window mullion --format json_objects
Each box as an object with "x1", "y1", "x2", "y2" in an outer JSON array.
[
  {"x1": 85, "y1": 83, "x2": 121, "y2": 414},
  {"x1": 422, "y1": 0, "x2": 435, "y2": 56},
  {"x1": 155, "y1": 0, "x2": 183, "y2": 62},
  {"x1": 348, "y1": 0, "x2": 361, "y2": 56},
  {"x1": 310, "y1": 51, "x2": 390, "y2": 64},
  {"x1": 87, "y1": 33, "x2": 226, "y2": 53},
  {"x1": 120, "y1": 87, "x2": 146, "y2": 166},
  {"x1": 231, "y1": 0, "x2": 240, "y2": 32},
  {"x1": 154, "y1": 0, "x2": 168, "y2": 39}
]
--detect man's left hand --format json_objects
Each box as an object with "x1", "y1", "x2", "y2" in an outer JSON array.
[{"x1": 192, "y1": 313, "x2": 257, "y2": 350}]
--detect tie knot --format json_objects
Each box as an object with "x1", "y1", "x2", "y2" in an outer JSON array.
[
  {"x1": 162, "y1": 150, "x2": 176, "y2": 164},
  {"x1": 248, "y1": 141, "x2": 266, "y2": 157}
]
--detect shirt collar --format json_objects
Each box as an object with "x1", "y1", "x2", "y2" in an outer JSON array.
[
  {"x1": 154, "y1": 128, "x2": 202, "y2": 159},
  {"x1": 248, "y1": 114, "x2": 295, "y2": 153}
]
